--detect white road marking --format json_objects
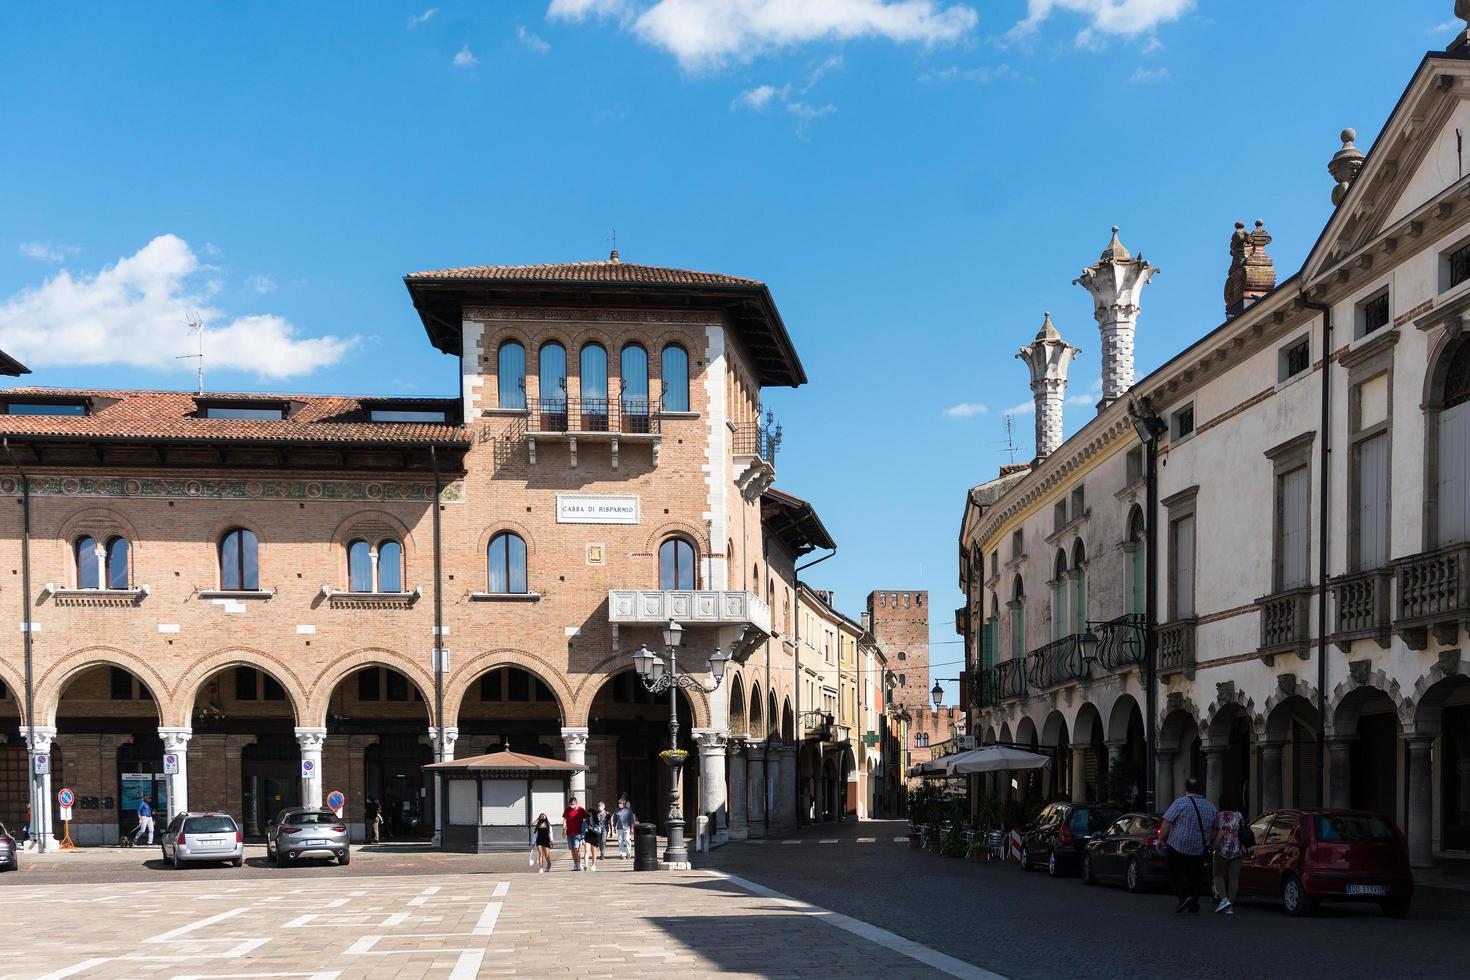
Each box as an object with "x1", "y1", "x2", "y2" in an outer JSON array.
[
  {"x1": 707, "y1": 870, "x2": 1008, "y2": 980},
  {"x1": 170, "y1": 974, "x2": 339, "y2": 980},
  {"x1": 857, "y1": 837, "x2": 876, "y2": 843},
  {"x1": 449, "y1": 950, "x2": 485, "y2": 980},
  {"x1": 781, "y1": 839, "x2": 800, "y2": 844},
  {"x1": 35, "y1": 958, "x2": 111, "y2": 980},
  {"x1": 819, "y1": 839, "x2": 838, "y2": 844},
  {"x1": 491, "y1": 881, "x2": 509, "y2": 897},
  {"x1": 893, "y1": 836, "x2": 909, "y2": 842},
  {"x1": 408, "y1": 885, "x2": 442, "y2": 906},
  {"x1": 145, "y1": 907, "x2": 251, "y2": 943},
  {"x1": 474, "y1": 901, "x2": 502, "y2": 935}
]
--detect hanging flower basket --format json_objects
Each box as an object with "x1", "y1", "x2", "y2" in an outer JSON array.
[{"x1": 659, "y1": 749, "x2": 689, "y2": 766}]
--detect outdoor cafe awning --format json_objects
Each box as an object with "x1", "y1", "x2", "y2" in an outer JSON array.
[{"x1": 939, "y1": 745, "x2": 1050, "y2": 775}]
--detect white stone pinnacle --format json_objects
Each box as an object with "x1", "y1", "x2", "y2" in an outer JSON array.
[
  {"x1": 1073, "y1": 226, "x2": 1156, "y2": 409},
  {"x1": 1016, "y1": 313, "x2": 1080, "y2": 459}
]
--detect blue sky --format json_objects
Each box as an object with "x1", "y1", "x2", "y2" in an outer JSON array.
[{"x1": 0, "y1": 1, "x2": 1459, "y2": 700}]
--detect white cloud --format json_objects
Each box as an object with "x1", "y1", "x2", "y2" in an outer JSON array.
[
  {"x1": 19, "y1": 241, "x2": 80, "y2": 263},
  {"x1": 803, "y1": 53, "x2": 843, "y2": 91},
  {"x1": 518, "y1": 25, "x2": 552, "y2": 52},
  {"x1": 919, "y1": 63, "x2": 1022, "y2": 83},
  {"x1": 548, "y1": 0, "x2": 978, "y2": 71},
  {"x1": 1012, "y1": 0, "x2": 1192, "y2": 47},
  {"x1": 943, "y1": 401, "x2": 988, "y2": 418},
  {"x1": 732, "y1": 83, "x2": 790, "y2": 110},
  {"x1": 248, "y1": 274, "x2": 277, "y2": 295},
  {"x1": 1430, "y1": 19, "x2": 1462, "y2": 35},
  {"x1": 1005, "y1": 399, "x2": 1035, "y2": 416},
  {"x1": 787, "y1": 100, "x2": 836, "y2": 138},
  {"x1": 407, "y1": 8, "x2": 438, "y2": 28},
  {"x1": 0, "y1": 235, "x2": 356, "y2": 379},
  {"x1": 1129, "y1": 65, "x2": 1169, "y2": 84},
  {"x1": 1140, "y1": 34, "x2": 1162, "y2": 53},
  {"x1": 453, "y1": 44, "x2": 479, "y2": 67}
]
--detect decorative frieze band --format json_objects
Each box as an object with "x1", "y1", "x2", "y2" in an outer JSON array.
[
  {"x1": 0, "y1": 475, "x2": 465, "y2": 504},
  {"x1": 464, "y1": 306, "x2": 720, "y2": 326}
]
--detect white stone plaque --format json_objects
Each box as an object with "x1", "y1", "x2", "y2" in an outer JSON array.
[{"x1": 556, "y1": 494, "x2": 640, "y2": 525}]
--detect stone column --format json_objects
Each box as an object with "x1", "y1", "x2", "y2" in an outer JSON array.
[
  {"x1": 19, "y1": 726, "x2": 56, "y2": 849},
  {"x1": 1016, "y1": 314, "x2": 1081, "y2": 459},
  {"x1": 1073, "y1": 226, "x2": 1157, "y2": 409},
  {"x1": 1155, "y1": 749, "x2": 1176, "y2": 810},
  {"x1": 1259, "y1": 739, "x2": 1285, "y2": 816},
  {"x1": 693, "y1": 729, "x2": 728, "y2": 846},
  {"x1": 746, "y1": 740, "x2": 767, "y2": 837},
  {"x1": 226, "y1": 735, "x2": 255, "y2": 833},
  {"x1": 727, "y1": 737, "x2": 749, "y2": 840},
  {"x1": 158, "y1": 727, "x2": 192, "y2": 821},
  {"x1": 294, "y1": 727, "x2": 327, "y2": 810},
  {"x1": 1070, "y1": 745, "x2": 1089, "y2": 802},
  {"x1": 428, "y1": 726, "x2": 458, "y2": 847},
  {"x1": 1327, "y1": 737, "x2": 1355, "y2": 810},
  {"x1": 1407, "y1": 736, "x2": 1435, "y2": 868},
  {"x1": 1204, "y1": 746, "x2": 1227, "y2": 807},
  {"x1": 561, "y1": 727, "x2": 589, "y2": 801},
  {"x1": 777, "y1": 742, "x2": 798, "y2": 829}
]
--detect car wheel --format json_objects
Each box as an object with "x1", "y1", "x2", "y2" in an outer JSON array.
[
  {"x1": 1282, "y1": 874, "x2": 1315, "y2": 917},
  {"x1": 160, "y1": 847, "x2": 168, "y2": 863},
  {"x1": 339, "y1": 850, "x2": 351, "y2": 867},
  {"x1": 1047, "y1": 850, "x2": 1060, "y2": 878},
  {"x1": 270, "y1": 846, "x2": 281, "y2": 867},
  {"x1": 1020, "y1": 845, "x2": 1031, "y2": 871},
  {"x1": 1125, "y1": 857, "x2": 1144, "y2": 894},
  {"x1": 1082, "y1": 854, "x2": 1097, "y2": 885},
  {"x1": 1380, "y1": 896, "x2": 1411, "y2": 918},
  {"x1": 172, "y1": 852, "x2": 183, "y2": 871},
  {"x1": 231, "y1": 857, "x2": 242, "y2": 868}
]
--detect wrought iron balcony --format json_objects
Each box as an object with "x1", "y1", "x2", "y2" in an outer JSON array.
[
  {"x1": 1394, "y1": 543, "x2": 1470, "y2": 648},
  {"x1": 527, "y1": 397, "x2": 661, "y2": 436},
  {"x1": 801, "y1": 709, "x2": 836, "y2": 741},
  {"x1": 1090, "y1": 613, "x2": 1146, "y2": 670},
  {"x1": 732, "y1": 408, "x2": 782, "y2": 467},
  {"x1": 996, "y1": 657, "x2": 1028, "y2": 701},
  {"x1": 1256, "y1": 587, "x2": 1313, "y2": 662},
  {"x1": 1330, "y1": 567, "x2": 1393, "y2": 650},
  {"x1": 1157, "y1": 618, "x2": 1197, "y2": 676},
  {"x1": 971, "y1": 665, "x2": 1000, "y2": 708},
  {"x1": 1026, "y1": 635, "x2": 1089, "y2": 691}
]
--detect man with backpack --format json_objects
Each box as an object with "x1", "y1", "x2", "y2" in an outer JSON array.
[{"x1": 1156, "y1": 777, "x2": 1218, "y2": 914}]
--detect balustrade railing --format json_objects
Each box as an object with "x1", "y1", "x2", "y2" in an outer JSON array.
[
  {"x1": 527, "y1": 397, "x2": 660, "y2": 435},
  {"x1": 1331, "y1": 567, "x2": 1393, "y2": 646},
  {"x1": 1256, "y1": 587, "x2": 1312, "y2": 659},
  {"x1": 1395, "y1": 544, "x2": 1470, "y2": 629},
  {"x1": 732, "y1": 408, "x2": 782, "y2": 466},
  {"x1": 1157, "y1": 618, "x2": 1197, "y2": 675}
]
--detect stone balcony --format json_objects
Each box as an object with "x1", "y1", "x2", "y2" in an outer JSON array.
[
  {"x1": 1395, "y1": 543, "x2": 1470, "y2": 649},
  {"x1": 1157, "y1": 618, "x2": 1197, "y2": 677},
  {"x1": 1331, "y1": 567, "x2": 1393, "y2": 651},
  {"x1": 1256, "y1": 587, "x2": 1313, "y2": 663},
  {"x1": 607, "y1": 589, "x2": 772, "y2": 661}
]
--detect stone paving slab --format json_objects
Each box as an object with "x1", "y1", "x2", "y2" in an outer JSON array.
[{"x1": 0, "y1": 860, "x2": 961, "y2": 979}]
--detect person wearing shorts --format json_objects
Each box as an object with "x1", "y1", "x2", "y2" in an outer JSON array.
[{"x1": 562, "y1": 797, "x2": 589, "y2": 871}]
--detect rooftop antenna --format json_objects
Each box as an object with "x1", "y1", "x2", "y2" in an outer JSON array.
[
  {"x1": 178, "y1": 313, "x2": 204, "y2": 395},
  {"x1": 995, "y1": 414, "x2": 1020, "y2": 464},
  {"x1": 607, "y1": 229, "x2": 619, "y2": 262}
]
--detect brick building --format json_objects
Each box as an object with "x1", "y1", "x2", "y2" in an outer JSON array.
[{"x1": 0, "y1": 252, "x2": 841, "y2": 848}]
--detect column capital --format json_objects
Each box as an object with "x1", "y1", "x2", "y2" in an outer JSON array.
[
  {"x1": 428, "y1": 726, "x2": 459, "y2": 759},
  {"x1": 691, "y1": 728, "x2": 729, "y2": 753},
  {"x1": 560, "y1": 726, "x2": 590, "y2": 749},
  {"x1": 1324, "y1": 733, "x2": 1357, "y2": 748},
  {"x1": 18, "y1": 725, "x2": 57, "y2": 753},
  {"x1": 157, "y1": 727, "x2": 193, "y2": 751},
  {"x1": 294, "y1": 726, "x2": 328, "y2": 750},
  {"x1": 1407, "y1": 733, "x2": 1437, "y2": 750},
  {"x1": 744, "y1": 739, "x2": 767, "y2": 757}
]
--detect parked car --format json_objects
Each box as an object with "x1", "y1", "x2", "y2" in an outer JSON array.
[
  {"x1": 160, "y1": 812, "x2": 243, "y2": 869},
  {"x1": 1237, "y1": 808, "x2": 1413, "y2": 917},
  {"x1": 1020, "y1": 802, "x2": 1124, "y2": 877},
  {"x1": 265, "y1": 808, "x2": 350, "y2": 866},
  {"x1": 0, "y1": 823, "x2": 17, "y2": 872},
  {"x1": 1081, "y1": 812, "x2": 1168, "y2": 892}
]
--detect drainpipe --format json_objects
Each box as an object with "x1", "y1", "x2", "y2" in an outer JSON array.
[
  {"x1": 429, "y1": 445, "x2": 446, "y2": 841},
  {"x1": 793, "y1": 547, "x2": 836, "y2": 825},
  {"x1": 2, "y1": 439, "x2": 38, "y2": 853},
  {"x1": 1302, "y1": 294, "x2": 1333, "y2": 804}
]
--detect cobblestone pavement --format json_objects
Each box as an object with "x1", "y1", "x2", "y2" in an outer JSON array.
[
  {"x1": 704, "y1": 819, "x2": 1470, "y2": 980},
  {"x1": 0, "y1": 852, "x2": 982, "y2": 979}
]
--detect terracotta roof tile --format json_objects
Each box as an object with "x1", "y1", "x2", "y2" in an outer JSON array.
[
  {"x1": 0, "y1": 388, "x2": 468, "y2": 445},
  {"x1": 405, "y1": 259, "x2": 760, "y2": 287}
]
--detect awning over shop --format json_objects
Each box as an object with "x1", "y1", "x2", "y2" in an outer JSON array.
[{"x1": 940, "y1": 745, "x2": 1050, "y2": 775}]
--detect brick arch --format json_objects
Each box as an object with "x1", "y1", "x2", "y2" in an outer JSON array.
[
  {"x1": 443, "y1": 648, "x2": 573, "y2": 729},
  {"x1": 168, "y1": 647, "x2": 309, "y2": 728},
  {"x1": 1328, "y1": 669, "x2": 1408, "y2": 738},
  {"x1": 329, "y1": 509, "x2": 418, "y2": 554},
  {"x1": 35, "y1": 646, "x2": 170, "y2": 727},
  {"x1": 474, "y1": 520, "x2": 539, "y2": 559},
  {"x1": 1158, "y1": 695, "x2": 1203, "y2": 750},
  {"x1": 568, "y1": 651, "x2": 710, "y2": 729},
  {"x1": 305, "y1": 648, "x2": 437, "y2": 728},
  {"x1": 0, "y1": 658, "x2": 28, "y2": 725},
  {"x1": 1262, "y1": 675, "x2": 1322, "y2": 740},
  {"x1": 52, "y1": 504, "x2": 142, "y2": 546},
  {"x1": 640, "y1": 520, "x2": 711, "y2": 558},
  {"x1": 1205, "y1": 683, "x2": 1261, "y2": 744},
  {"x1": 1409, "y1": 655, "x2": 1470, "y2": 735}
]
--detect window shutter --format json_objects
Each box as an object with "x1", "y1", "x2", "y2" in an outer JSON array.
[
  {"x1": 1053, "y1": 580, "x2": 1068, "y2": 641},
  {"x1": 1355, "y1": 433, "x2": 1389, "y2": 569},
  {"x1": 1440, "y1": 403, "x2": 1470, "y2": 546},
  {"x1": 1073, "y1": 568, "x2": 1087, "y2": 634},
  {"x1": 1173, "y1": 516, "x2": 1195, "y2": 618},
  {"x1": 1279, "y1": 467, "x2": 1310, "y2": 589}
]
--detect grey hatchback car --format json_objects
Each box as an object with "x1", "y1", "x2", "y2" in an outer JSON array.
[
  {"x1": 160, "y1": 812, "x2": 244, "y2": 869},
  {"x1": 265, "y1": 808, "x2": 350, "y2": 866}
]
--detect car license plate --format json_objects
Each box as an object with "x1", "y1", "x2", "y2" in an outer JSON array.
[
  {"x1": 304, "y1": 839, "x2": 328, "y2": 846},
  {"x1": 200, "y1": 838, "x2": 222, "y2": 847},
  {"x1": 1346, "y1": 884, "x2": 1388, "y2": 896}
]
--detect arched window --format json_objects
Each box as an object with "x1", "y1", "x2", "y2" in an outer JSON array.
[
  {"x1": 538, "y1": 342, "x2": 568, "y2": 429},
  {"x1": 579, "y1": 343, "x2": 609, "y2": 430},
  {"x1": 498, "y1": 341, "x2": 526, "y2": 410},
  {"x1": 1435, "y1": 339, "x2": 1470, "y2": 545},
  {"x1": 1052, "y1": 550, "x2": 1069, "y2": 641},
  {"x1": 661, "y1": 344, "x2": 690, "y2": 412},
  {"x1": 1071, "y1": 540, "x2": 1087, "y2": 635},
  {"x1": 1009, "y1": 575, "x2": 1026, "y2": 660},
  {"x1": 345, "y1": 538, "x2": 402, "y2": 593},
  {"x1": 378, "y1": 539, "x2": 403, "y2": 593},
  {"x1": 620, "y1": 343, "x2": 650, "y2": 433},
  {"x1": 79, "y1": 536, "x2": 129, "y2": 589},
  {"x1": 488, "y1": 531, "x2": 528, "y2": 594},
  {"x1": 220, "y1": 527, "x2": 259, "y2": 591},
  {"x1": 347, "y1": 539, "x2": 373, "y2": 592},
  {"x1": 76, "y1": 535, "x2": 99, "y2": 590},
  {"x1": 106, "y1": 538, "x2": 130, "y2": 589},
  {"x1": 658, "y1": 537, "x2": 697, "y2": 590}
]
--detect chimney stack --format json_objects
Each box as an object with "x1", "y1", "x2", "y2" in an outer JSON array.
[
  {"x1": 1074, "y1": 227, "x2": 1156, "y2": 410},
  {"x1": 1016, "y1": 312, "x2": 1080, "y2": 460},
  {"x1": 1224, "y1": 220, "x2": 1276, "y2": 318},
  {"x1": 1329, "y1": 129, "x2": 1365, "y2": 206}
]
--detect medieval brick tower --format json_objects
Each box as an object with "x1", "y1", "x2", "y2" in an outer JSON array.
[{"x1": 867, "y1": 590, "x2": 930, "y2": 714}]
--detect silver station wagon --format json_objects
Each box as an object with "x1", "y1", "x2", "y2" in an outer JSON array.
[{"x1": 161, "y1": 812, "x2": 244, "y2": 869}]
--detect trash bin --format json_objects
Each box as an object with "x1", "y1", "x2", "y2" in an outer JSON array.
[{"x1": 633, "y1": 821, "x2": 659, "y2": 871}]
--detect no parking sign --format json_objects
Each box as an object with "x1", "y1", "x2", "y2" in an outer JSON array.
[
  {"x1": 301, "y1": 758, "x2": 316, "y2": 779},
  {"x1": 327, "y1": 790, "x2": 345, "y2": 817},
  {"x1": 57, "y1": 787, "x2": 74, "y2": 821}
]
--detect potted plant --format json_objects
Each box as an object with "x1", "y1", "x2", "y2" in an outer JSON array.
[{"x1": 906, "y1": 785, "x2": 934, "y2": 848}]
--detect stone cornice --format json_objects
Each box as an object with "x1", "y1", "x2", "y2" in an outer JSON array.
[{"x1": 464, "y1": 306, "x2": 722, "y2": 326}]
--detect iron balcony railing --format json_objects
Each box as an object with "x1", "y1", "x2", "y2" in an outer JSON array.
[
  {"x1": 801, "y1": 709, "x2": 835, "y2": 741},
  {"x1": 996, "y1": 657, "x2": 1027, "y2": 701},
  {"x1": 1331, "y1": 567, "x2": 1393, "y2": 648},
  {"x1": 1395, "y1": 544, "x2": 1470, "y2": 640},
  {"x1": 732, "y1": 408, "x2": 782, "y2": 466},
  {"x1": 1026, "y1": 635, "x2": 1089, "y2": 691},
  {"x1": 1157, "y1": 618, "x2": 1197, "y2": 676},
  {"x1": 972, "y1": 665, "x2": 1000, "y2": 708},
  {"x1": 1256, "y1": 587, "x2": 1313, "y2": 660},
  {"x1": 1091, "y1": 613, "x2": 1146, "y2": 670},
  {"x1": 528, "y1": 397, "x2": 661, "y2": 435}
]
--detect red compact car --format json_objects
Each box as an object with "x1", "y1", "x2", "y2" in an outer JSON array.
[{"x1": 1237, "y1": 808, "x2": 1413, "y2": 916}]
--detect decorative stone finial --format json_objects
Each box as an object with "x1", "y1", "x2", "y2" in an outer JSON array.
[
  {"x1": 1016, "y1": 314, "x2": 1080, "y2": 459},
  {"x1": 1035, "y1": 311, "x2": 1059, "y2": 341},
  {"x1": 1329, "y1": 128, "x2": 1366, "y2": 206},
  {"x1": 1224, "y1": 218, "x2": 1276, "y2": 317},
  {"x1": 609, "y1": 248, "x2": 621, "y2": 263},
  {"x1": 1074, "y1": 226, "x2": 1157, "y2": 409}
]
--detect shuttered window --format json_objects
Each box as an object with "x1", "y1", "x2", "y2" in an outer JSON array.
[
  {"x1": 1440, "y1": 402, "x2": 1470, "y2": 546},
  {"x1": 1353, "y1": 433, "x2": 1389, "y2": 569},
  {"x1": 1277, "y1": 466, "x2": 1311, "y2": 589},
  {"x1": 1170, "y1": 515, "x2": 1195, "y2": 619}
]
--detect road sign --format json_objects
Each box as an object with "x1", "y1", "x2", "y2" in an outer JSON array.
[
  {"x1": 57, "y1": 787, "x2": 74, "y2": 808},
  {"x1": 327, "y1": 790, "x2": 345, "y2": 815},
  {"x1": 33, "y1": 753, "x2": 49, "y2": 775},
  {"x1": 301, "y1": 758, "x2": 316, "y2": 779},
  {"x1": 163, "y1": 753, "x2": 180, "y2": 775}
]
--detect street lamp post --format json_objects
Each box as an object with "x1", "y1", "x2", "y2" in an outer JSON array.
[{"x1": 633, "y1": 620, "x2": 730, "y2": 867}]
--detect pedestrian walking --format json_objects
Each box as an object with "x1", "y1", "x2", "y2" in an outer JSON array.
[
  {"x1": 563, "y1": 796, "x2": 589, "y2": 871},
  {"x1": 614, "y1": 794, "x2": 637, "y2": 860},
  {"x1": 134, "y1": 794, "x2": 155, "y2": 845},
  {"x1": 365, "y1": 798, "x2": 382, "y2": 844},
  {"x1": 1156, "y1": 777, "x2": 1217, "y2": 914},
  {"x1": 532, "y1": 813, "x2": 554, "y2": 873},
  {"x1": 584, "y1": 803, "x2": 604, "y2": 871},
  {"x1": 1212, "y1": 793, "x2": 1247, "y2": 915},
  {"x1": 593, "y1": 801, "x2": 612, "y2": 860}
]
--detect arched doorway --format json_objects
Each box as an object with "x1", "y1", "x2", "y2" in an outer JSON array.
[
  {"x1": 1073, "y1": 702, "x2": 1104, "y2": 802},
  {"x1": 456, "y1": 665, "x2": 563, "y2": 758},
  {"x1": 1159, "y1": 708, "x2": 1202, "y2": 808},
  {"x1": 1413, "y1": 674, "x2": 1470, "y2": 854},
  {"x1": 1105, "y1": 695, "x2": 1146, "y2": 809},
  {"x1": 0, "y1": 676, "x2": 23, "y2": 832},
  {"x1": 1265, "y1": 695, "x2": 1321, "y2": 810},
  {"x1": 586, "y1": 671, "x2": 698, "y2": 833},
  {"x1": 1206, "y1": 703, "x2": 1253, "y2": 815},
  {"x1": 323, "y1": 665, "x2": 434, "y2": 840},
  {"x1": 1014, "y1": 716, "x2": 1040, "y2": 801},
  {"x1": 55, "y1": 663, "x2": 161, "y2": 845},
  {"x1": 1040, "y1": 710, "x2": 1070, "y2": 801},
  {"x1": 188, "y1": 663, "x2": 301, "y2": 837},
  {"x1": 1332, "y1": 686, "x2": 1401, "y2": 820}
]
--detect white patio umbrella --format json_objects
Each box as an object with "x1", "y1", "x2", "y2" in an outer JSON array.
[{"x1": 942, "y1": 744, "x2": 1050, "y2": 775}]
